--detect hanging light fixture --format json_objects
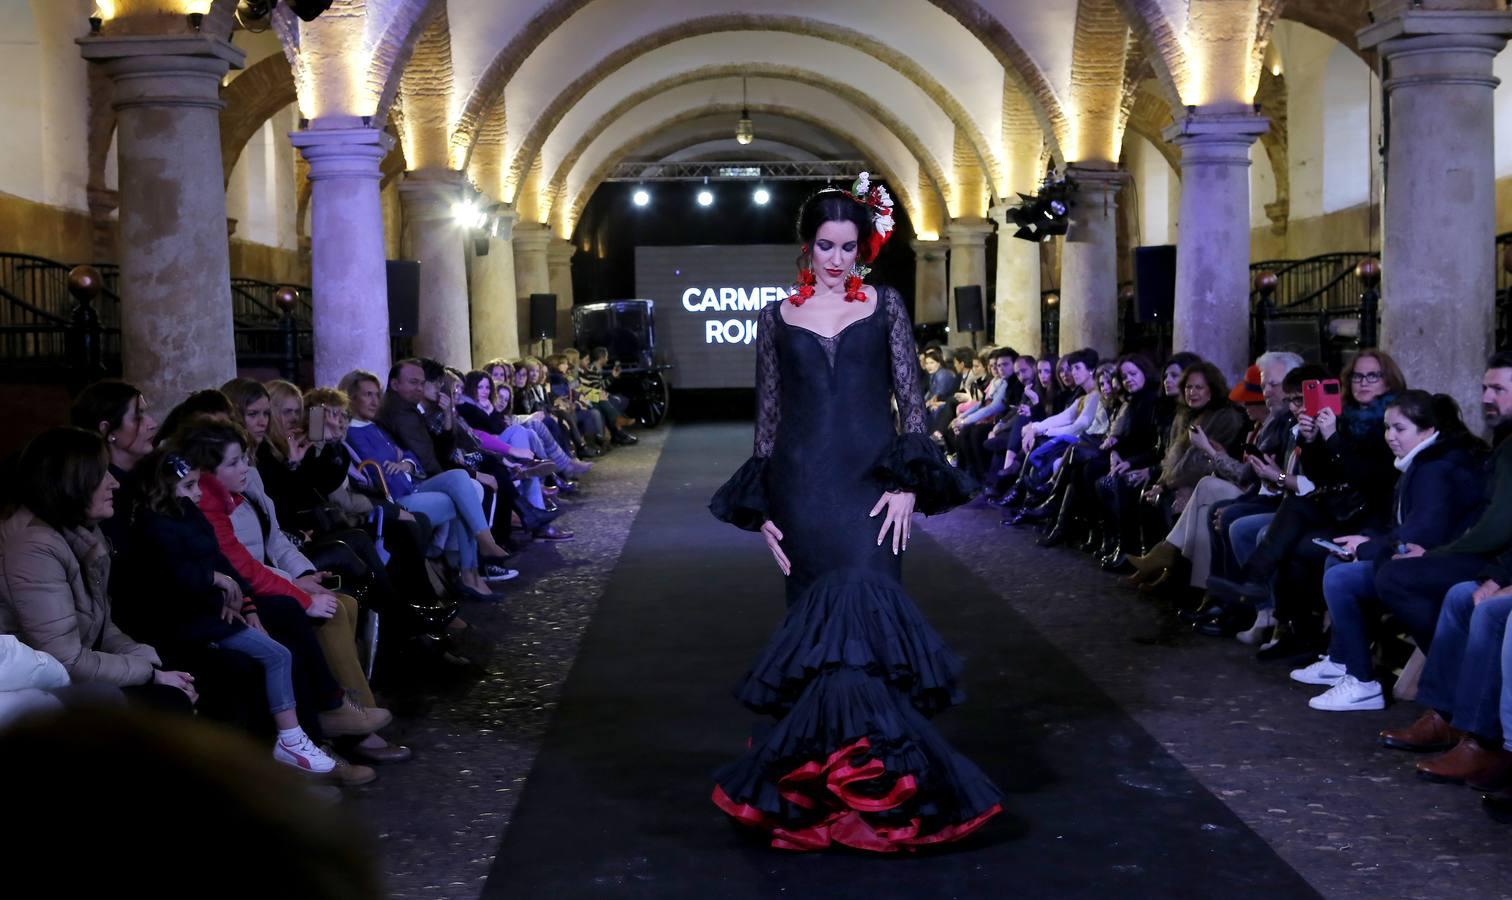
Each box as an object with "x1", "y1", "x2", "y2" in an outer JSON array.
[{"x1": 735, "y1": 78, "x2": 754, "y2": 145}]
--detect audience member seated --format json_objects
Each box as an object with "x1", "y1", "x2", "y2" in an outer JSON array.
[
  {"x1": 0, "y1": 428, "x2": 196, "y2": 712},
  {"x1": 1290, "y1": 391, "x2": 1485, "y2": 711},
  {"x1": 178, "y1": 417, "x2": 400, "y2": 780},
  {"x1": 127, "y1": 447, "x2": 339, "y2": 775},
  {"x1": 341, "y1": 368, "x2": 510, "y2": 602},
  {"x1": 1208, "y1": 350, "x2": 1407, "y2": 658}
]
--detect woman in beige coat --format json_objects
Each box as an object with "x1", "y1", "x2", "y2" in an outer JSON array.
[{"x1": 0, "y1": 428, "x2": 197, "y2": 710}]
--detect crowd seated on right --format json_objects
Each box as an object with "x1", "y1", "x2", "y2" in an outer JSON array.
[
  {"x1": 923, "y1": 334, "x2": 1512, "y2": 821},
  {"x1": 0, "y1": 346, "x2": 643, "y2": 794}
]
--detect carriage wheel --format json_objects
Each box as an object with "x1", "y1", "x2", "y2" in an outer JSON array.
[{"x1": 640, "y1": 371, "x2": 670, "y2": 428}]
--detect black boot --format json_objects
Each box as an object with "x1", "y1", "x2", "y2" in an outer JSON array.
[{"x1": 1038, "y1": 484, "x2": 1080, "y2": 548}]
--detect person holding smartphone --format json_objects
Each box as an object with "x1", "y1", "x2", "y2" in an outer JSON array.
[
  {"x1": 1292, "y1": 392, "x2": 1484, "y2": 710},
  {"x1": 1207, "y1": 350, "x2": 1407, "y2": 659}
]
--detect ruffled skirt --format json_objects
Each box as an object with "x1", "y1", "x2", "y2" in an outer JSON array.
[{"x1": 712, "y1": 569, "x2": 1003, "y2": 852}]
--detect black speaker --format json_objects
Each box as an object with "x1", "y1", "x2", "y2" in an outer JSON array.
[
  {"x1": 953, "y1": 285, "x2": 984, "y2": 333},
  {"x1": 385, "y1": 260, "x2": 420, "y2": 337},
  {"x1": 529, "y1": 293, "x2": 557, "y2": 341},
  {"x1": 1132, "y1": 245, "x2": 1177, "y2": 324}
]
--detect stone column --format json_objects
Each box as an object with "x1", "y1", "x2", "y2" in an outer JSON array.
[
  {"x1": 78, "y1": 34, "x2": 243, "y2": 406},
  {"x1": 399, "y1": 169, "x2": 472, "y2": 368},
  {"x1": 513, "y1": 221, "x2": 553, "y2": 352},
  {"x1": 912, "y1": 239, "x2": 948, "y2": 325},
  {"x1": 1359, "y1": 7, "x2": 1512, "y2": 420},
  {"x1": 1163, "y1": 112, "x2": 1269, "y2": 381},
  {"x1": 945, "y1": 217, "x2": 993, "y2": 342},
  {"x1": 469, "y1": 208, "x2": 520, "y2": 363},
  {"x1": 547, "y1": 239, "x2": 577, "y2": 350},
  {"x1": 988, "y1": 204, "x2": 1042, "y2": 354},
  {"x1": 1058, "y1": 166, "x2": 1125, "y2": 357},
  {"x1": 289, "y1": 124, "x2": 394, "y2": 388}
]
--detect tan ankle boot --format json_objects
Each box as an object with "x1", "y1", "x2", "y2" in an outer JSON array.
[{"x1": 1129, "y1": 541, "x2": 1178, "y2": 576}]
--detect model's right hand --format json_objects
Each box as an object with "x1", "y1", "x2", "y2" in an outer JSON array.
[{"x1": 760, "y1": 520, "x2": 791, "y2": 576}]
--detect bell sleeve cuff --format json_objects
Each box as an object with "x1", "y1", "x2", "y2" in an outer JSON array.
[
  {"x1": 871, "y1": 432, "x2": 977, "y2": 515},
  {"x1": 709, "y1": 456, "x2": 770, "y2": 531}
]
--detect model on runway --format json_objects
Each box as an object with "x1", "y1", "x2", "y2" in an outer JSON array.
[{"x1": 709, "y1": 177, "x2": 1004, "y2": 852}]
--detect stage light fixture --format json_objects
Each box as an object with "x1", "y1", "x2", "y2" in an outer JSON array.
[
  {"x1": 1008, "y1": 177, "x2": 1073, "y2": 243},
  {"x1": 632, "y1": 188, "x2": 650, "y2": 207},
  {"x1": 753, "y1": 188, "x2": 770, "y2": 206},
  {"x1": 697, "y1": 190, "x2": 715, "y2": 207}
]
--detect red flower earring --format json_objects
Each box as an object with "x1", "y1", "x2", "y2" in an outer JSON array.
[{"x1": 788, "y1": 244, "x2": 817, "y2": 306}]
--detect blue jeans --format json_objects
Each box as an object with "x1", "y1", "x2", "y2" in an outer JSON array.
[
  {"x1": 1228, "y1": 513, "x2": 1274, "y2": 610},
  {"x1": 213, "y1": 627, "x2": 296, "y2": 715},
  {"x1": 501, "y1": 425, "x2": 546, "y2": 509},
  {"x1": 398, "y1": 469, "x2": 487, "y2": 569},
  {"x1": 1416, "y1": 583, "x2": 1512, "y2": 742},
  {"x1": 1322, "y1": 559, "x2": 1378, "y2": 679}
]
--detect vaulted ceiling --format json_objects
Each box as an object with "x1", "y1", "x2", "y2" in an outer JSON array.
[{"x1": 184, "y1": 0, "x2": 1376, "y2": 239}]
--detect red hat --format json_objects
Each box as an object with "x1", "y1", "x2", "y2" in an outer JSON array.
[{"x1": 1229, "y1": 364, "x2": 1264, "y2": 404}]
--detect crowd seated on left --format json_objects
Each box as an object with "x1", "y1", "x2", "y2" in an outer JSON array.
[{"x1": 0, "y1": 350, "x2": 638, "y2": 793}]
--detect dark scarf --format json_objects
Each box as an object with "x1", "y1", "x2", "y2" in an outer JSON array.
[{"x1": 1341, "y1": 393, "x2": 1395, "y2": 440}]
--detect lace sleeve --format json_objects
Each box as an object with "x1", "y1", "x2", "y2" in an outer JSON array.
[
  {"x1": 870, "y1": 286, "x2": 976, "y2": 513},
  {"x1": 882, "y1": 286, "x2": 927, "y2": 434},
  {"x1": 753, "y1": 301, "x2": 781, "y2": 457}
]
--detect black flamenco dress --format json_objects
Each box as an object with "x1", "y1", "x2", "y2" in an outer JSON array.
[{"x1": 709, "y1": 285, "x2": 1004, "y2": 852}]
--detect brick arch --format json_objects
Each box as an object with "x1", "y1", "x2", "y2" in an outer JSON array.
[
  {"x1": 1281, "y1": 0, "x2": 1373, "y2": 67},
  {"x1": 559, "y1": 103, "x2": 928, "y2": 242},
  {"x1": 449, "y1": 0, "x2": 1071, "y2": 172},
  {"x1": 219, "y1": 54, "x2": 299, "y2": 186},
  {"x1": 1109, "y1": 0, "x2": 1189, "y2": 109},
  {"x1": 491, "y1": 16, "x2": 1003, "y2": 203},
  {"x1": 540, "y1": 69, "x2": 951, "y2": 235}
]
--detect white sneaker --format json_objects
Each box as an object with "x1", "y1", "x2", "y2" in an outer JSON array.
[
  {"x1": 1308, "y1": 675, "x2": 1385, "y2": 711},
  {"x1": 273, "y1": 732, "x2": 338, "y2": 774},
  {"x1": 1290, "y1": 654, "x2": 1346, "y2": 686},
  {"x1": 1236, "y1": 608, "x2": 1276, "y2": 646}
]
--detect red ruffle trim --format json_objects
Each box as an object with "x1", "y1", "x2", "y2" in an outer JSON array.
[{"x1": 711, "y1": 737, "x2": 1001, "y2": 853}]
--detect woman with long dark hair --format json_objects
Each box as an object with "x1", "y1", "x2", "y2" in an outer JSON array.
[{"x1": 708, "y1": 177, "x2": 1001, "y2": 851}]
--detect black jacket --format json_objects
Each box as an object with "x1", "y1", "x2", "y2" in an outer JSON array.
[
  {"x1": 117, "y1": 500, "x2": 252, "y2": 647},
  {"x1": 1357, "y1": 434, "x2": 1486, "y2": 562}
]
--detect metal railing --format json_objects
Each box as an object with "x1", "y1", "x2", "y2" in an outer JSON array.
[{"x1": 0, "y1": 252, "x2": 311, "y2": 383}]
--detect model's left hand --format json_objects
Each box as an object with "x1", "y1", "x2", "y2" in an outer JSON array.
[{"x1": 870, "y1": 490, "x2": 916, "y2": 555}]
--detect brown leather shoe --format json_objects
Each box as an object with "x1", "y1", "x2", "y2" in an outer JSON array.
[
  {"x1": 1416, "y1": 736, "x2": 1512, "y2": 784},
  {"x1": 324, "y1": 750, "x2": 378, "y2": 787},
  {"x1": 346, "y1": 742, "x2": 413, "y2": 765},
  {"x1": 1380, "y1": 709, "x2": 1460, "y2": 752}
]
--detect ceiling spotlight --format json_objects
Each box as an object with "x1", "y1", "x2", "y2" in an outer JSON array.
[
  {"x1": 735, "y1": 78, "x2": 754, "y2": 145},
  {"x1": 697, "y1": 190, "x2": 715, "y2": 207},
  {"x1": 753, "y1": 188, "x2": 770, "y2": 206},
  {"x1": 632, "y1": 188, "x2": 650, "y2": 207}
]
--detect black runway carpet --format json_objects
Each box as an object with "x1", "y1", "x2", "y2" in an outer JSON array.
[{"x1": 481, "y1": 424, "x2": 1320, "y2": 899}]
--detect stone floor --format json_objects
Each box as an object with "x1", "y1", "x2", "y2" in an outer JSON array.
[
  {"x1": 918, "y1": 499, "x2": 1512, "y2": 900},
  {"x1": 348, "y1": 428, "x2": 668, "y2": 900},
  {"x1": 353, "y1": 428, "x2": 1512, "y2": 900}
]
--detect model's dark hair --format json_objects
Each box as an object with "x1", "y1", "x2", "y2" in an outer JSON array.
[
  {"x1": 10, "y1": 428, "x2": 111, "y2": 530},
  {"x1": 796, "y1": 190, "x2": 874, "y2": 264},
  {"x1": 69, "y1": 380, "x2": 143, "y2": 436}
]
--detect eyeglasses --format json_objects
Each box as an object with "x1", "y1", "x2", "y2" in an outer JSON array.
[
  {"x1": 1285, "y1": 396, "x2": 1305, "y2": 407},
  {"x1": 1349, "y1": 371, "x2": 1383, "y2": 384}
]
